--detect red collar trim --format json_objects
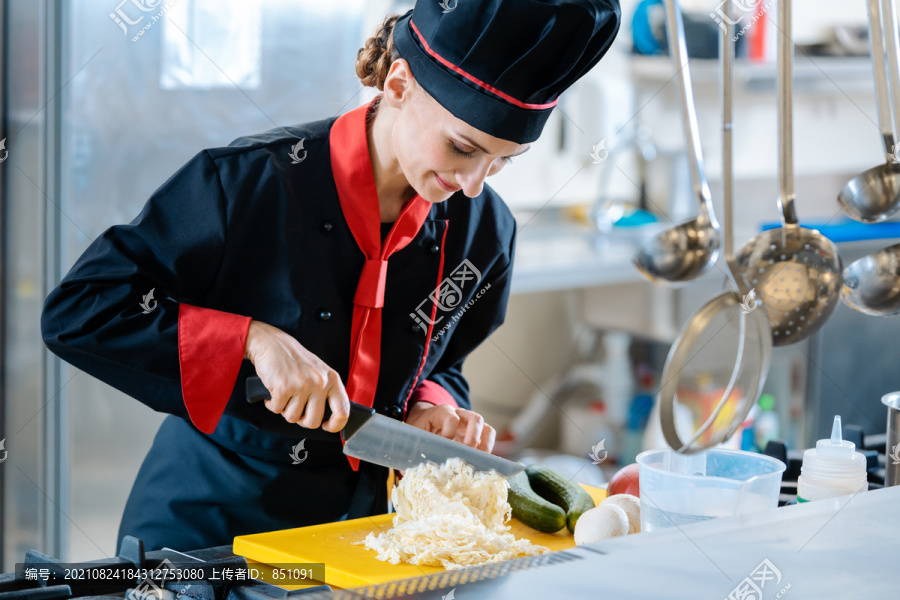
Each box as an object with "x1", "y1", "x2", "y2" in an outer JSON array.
[{"x1": 329, "y1": 97, "x2": 432, "y2": 258}]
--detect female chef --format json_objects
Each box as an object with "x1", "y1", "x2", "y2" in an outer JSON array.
[{"x1": 41, "y1": 0, "x2": 620, "y2": 551}]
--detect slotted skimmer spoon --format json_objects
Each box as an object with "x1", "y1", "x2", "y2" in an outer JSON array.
[
  {"x1": 735, "y1": 0, "x2": 842, "y2": 347},
  {"x1": 837, "y1": 0, "x2": 900, "y2": 223},
  {"x1": 658, "y1": 0, "x2": 771, "y2": 454},
  {"x1": 633, "y1": 0, "x2": 720, "y2": 286}
]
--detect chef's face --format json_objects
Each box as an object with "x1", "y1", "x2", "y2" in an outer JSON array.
[{"x1": 383, "y1": 60, "x2": 531, "y2": 202}]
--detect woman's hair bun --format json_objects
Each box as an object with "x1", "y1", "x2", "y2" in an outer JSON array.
[{"x1": 356, "y1": 14, "x2": 402, "y2": 90}]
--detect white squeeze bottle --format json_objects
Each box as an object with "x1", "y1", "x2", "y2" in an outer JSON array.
[{"x1": 797, "y1": 416, "x2": 868, "y2": 503}]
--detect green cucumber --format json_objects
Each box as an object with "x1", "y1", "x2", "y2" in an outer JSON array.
[
  {"x1": 507, "y1": 470, "x2": 567, "y2": 533},
  {"x1": 525, "y1": 464, "x2": 595, "y2": 533}
]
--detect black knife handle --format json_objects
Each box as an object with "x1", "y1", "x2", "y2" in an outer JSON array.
[
  {"x1": 246, "y1": 376, "x2": 274, "y2": 404},
  {"x1": 245, "y1": 376, "x2": 374, "y2": 436}
]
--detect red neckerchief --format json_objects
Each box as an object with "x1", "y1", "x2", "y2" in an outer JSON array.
[{"x1": 329, "y1": 97, "x2": 431, "y2": 470}]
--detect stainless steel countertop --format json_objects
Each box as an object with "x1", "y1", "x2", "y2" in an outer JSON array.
[{"x1": 330, "y1": 485, "x2": 898, "y2": 599}]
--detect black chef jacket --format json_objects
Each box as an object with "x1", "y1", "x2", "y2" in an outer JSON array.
[{"x1": 40, "y1": 99, "x2": 517, "y2": 552}]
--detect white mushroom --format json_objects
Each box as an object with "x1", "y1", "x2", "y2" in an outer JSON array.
[
  {"x1": 600, "y1": 493, "x2": 641, "y2": 533},
  {"x1": 573, "y1": 504, "x2": 629, "y2": 545}
]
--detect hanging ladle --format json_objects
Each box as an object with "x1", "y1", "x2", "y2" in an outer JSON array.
[
  {"x1": 735, "y1": 0, "x2": 842, "y2": 346},
  {"x1": 842, "y1": 241, "x2": 900, "y2": 316},
  {"x1": 633, "y1": 2, "x2": 720, "y2": 286},
  {"x1": 842, "y1": 0, "x2": 900, "y2": 317},
  {"x1": 837, "y1": 0, "x2": 900, "y2": 223},
  {"x1": 658, "y1": 0, "x2": 771, "y2": 454}
]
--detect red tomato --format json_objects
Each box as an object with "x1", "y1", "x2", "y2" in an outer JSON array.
[{"x1": 607, "y1": 463, "x2": 640, "y2": 497}]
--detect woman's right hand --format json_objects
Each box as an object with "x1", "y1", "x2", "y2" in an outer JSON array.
[{"x1": 244, "y1": 320, "x2": 350, "y2": 432}]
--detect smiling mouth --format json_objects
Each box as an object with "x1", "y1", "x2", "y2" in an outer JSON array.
[{"x1": 435, "y1": 173, "x2": 461, "y2": 192}]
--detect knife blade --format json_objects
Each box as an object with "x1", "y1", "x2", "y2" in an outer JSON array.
[{"x1": 245, "y1": 377, "x2": 523, "y2": 477}]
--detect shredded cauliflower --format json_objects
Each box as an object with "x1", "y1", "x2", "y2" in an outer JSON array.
[{"x1": 360, "y1": 458, "x2": 548, "y2": 569}]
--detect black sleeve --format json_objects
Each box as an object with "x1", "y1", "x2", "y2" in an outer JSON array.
[{"x1": 40, "y1": 150, "x2": 232, "y2": 418}]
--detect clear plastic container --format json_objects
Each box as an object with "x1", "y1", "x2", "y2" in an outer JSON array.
[
  {"x1": 797, "y1": 416, "x2": 867, "y2": 502},
  {"x1": 637, "y1": 448, "x2": 786, "y2": 532}
]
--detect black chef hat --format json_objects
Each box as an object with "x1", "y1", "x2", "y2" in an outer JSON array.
[{"x1": 392, "y1": 0, "x2": 621, "y2": 144}]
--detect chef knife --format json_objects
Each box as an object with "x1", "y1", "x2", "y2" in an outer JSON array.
[{"x1": 245, "y1": 376, "x2": 523, "y2": 477}]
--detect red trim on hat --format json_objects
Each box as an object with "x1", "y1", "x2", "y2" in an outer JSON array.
[{"x1": 409, "y1": 20, "x2": 558, "y2": 111}]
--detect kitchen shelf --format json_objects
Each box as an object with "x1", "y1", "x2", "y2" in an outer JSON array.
[{"x1": 629, "y1": 54, "x2": 875, "y2": 94}]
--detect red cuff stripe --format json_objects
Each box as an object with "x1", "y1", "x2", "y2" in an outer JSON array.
[
  {"x1": 178, "y1": 304, "x2": 251, "y2": 434},
  {"x1": 410, "y1": 379, "x2": 458, "y2": 408}
]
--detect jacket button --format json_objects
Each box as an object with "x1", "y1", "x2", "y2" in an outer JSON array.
[
  {"x1": 387, "y1": 405, "x2": 404, "y2": 420},
  {"x1": 321, "y1": 221, "x2": 333, "y2": 232},
  {"x1": 410, "y1": 323, "x2": 423, "y2": 334},
  {"x1": 317, "y1": 310, "x2": 332, "y2": 321},
  {"x1": 429, "y1": 243, "x2": 440, "y2": 254}
]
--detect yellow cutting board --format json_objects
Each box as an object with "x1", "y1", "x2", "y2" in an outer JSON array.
[{"x1": 234, "y1": 484, "x2": 606, "y2": 590}]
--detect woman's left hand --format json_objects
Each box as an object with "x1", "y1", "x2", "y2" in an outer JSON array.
[{"x1": 405, "y1": 403, "x2": 496, "y2": 453}]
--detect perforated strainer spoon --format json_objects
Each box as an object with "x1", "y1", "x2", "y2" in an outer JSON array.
[{"x1": 734, "y1": 0, "x2": 842, "y2": 347}]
